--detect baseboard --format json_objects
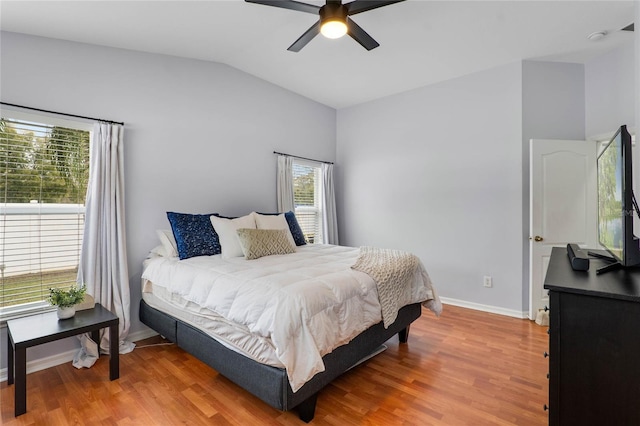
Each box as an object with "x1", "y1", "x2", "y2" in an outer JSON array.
[
  {"x1": 0, "y1": 347, "x2": 77, "y2": 383},
  {"x1": 129, "y1": 328, "x2": 159, "y2": 342},
  {"x1": 440, "y1": 297, "x2": 529, "y2": 319},
  {"x1": 0, "y1": 328, "x2": 159, "y2": 383}
]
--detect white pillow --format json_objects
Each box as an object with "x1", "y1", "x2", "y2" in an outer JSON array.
[
  {"x1": 252, "y1": 212, "x2": 296, "y2": 248},
  {"x1": 156, "y1": 229, "x2": 178, "y2": 258},
  {"x1": 210, "y1": 214, "x2": 257, "y2": 258},
  {"x1": 150, "y1": 244, "x2": 168, "y2": 257}
]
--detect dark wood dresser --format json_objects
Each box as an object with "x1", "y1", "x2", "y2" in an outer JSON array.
[{"x1": 544, "y1": 246, "x2": 640, "y2": 425}]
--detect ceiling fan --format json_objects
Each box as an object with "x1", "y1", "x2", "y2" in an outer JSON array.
[{"x1": 245, "y1": 0, "x2": 405, "y2": 52}]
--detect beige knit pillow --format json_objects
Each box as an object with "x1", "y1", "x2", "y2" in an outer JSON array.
[{"x1": 236, "y1": 228, "x2": 296, "y2": 260}]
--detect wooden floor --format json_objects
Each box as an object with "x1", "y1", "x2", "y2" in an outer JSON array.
[{"x1": 1, "y1": 305, "x2": 549, "y2": 425}]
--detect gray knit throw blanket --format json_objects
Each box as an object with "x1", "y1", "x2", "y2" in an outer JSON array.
[{"x1": 351, "y1": 246, "x2": 420, "y2": 328}]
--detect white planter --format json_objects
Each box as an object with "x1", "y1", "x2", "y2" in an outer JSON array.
[{"x1": 57, "y1": 306, "x2": 76, "y2": 319}]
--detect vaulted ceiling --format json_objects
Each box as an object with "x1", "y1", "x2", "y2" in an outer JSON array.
[{"x1": 0, "y1": 1, "x2": 635, "y2": 108}]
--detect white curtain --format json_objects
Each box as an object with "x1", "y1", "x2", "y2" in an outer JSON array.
[
  {"x1": 276, "y1": 154, "x2": 295, "y2": 212},
  {"x1": 77, "y1": 122, "x2": 134, "y2": 362},
  {"x1": 321, "y1": 163, "x2": 339, "y2": 245}
]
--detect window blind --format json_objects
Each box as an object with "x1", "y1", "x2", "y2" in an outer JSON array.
[
  {"x1": 0, "y1": 117, "x2": 89, "y2": 315},
  {"x1": 293, "y1": 160, "x2": 323, "y2": 244}
]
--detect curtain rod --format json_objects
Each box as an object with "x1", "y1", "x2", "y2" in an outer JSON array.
[
  {"x1": 273, "y1": 151, "x2": 333, "y2": 165},
  {"x1": 0, "y1": 101, "x2": 124, "y2": 126}
]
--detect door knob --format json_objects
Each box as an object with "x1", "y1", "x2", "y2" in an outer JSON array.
[{"x1": 534, "y1": 236, "x2": 544, "y2": 242}]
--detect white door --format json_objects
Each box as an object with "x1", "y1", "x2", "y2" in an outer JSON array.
[{"x1": 529, "y1": 139, "x2": 597, "y2": 319}]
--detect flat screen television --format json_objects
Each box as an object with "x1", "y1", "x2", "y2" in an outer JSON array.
[{"x1": 595, "y1": 124, "x2": 640, "y2": 273}]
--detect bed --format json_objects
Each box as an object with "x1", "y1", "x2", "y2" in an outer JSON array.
[{"x1": 139, "y1": 212, "x2": 441, "y2": 422}]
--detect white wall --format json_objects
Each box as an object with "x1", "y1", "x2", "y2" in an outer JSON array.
[
  {"x1": 521, "y1": 61, "x2": 586, "y2": 313},
  {"x1": 585, "y1": 41, "x2": 635, "y2": 137},
  {"x1": 337, "y1": 60, "x2": 588, "y2": 316},
  {"x1": 0, "y1": 31, "x2": 336, "y2": 371},
  {"x1": 337, "y1": 62, "x2": 525, "y2": 315}
]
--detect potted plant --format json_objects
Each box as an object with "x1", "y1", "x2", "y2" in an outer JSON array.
[{"x1": 48, "y1": 285, "x2": 87, "y2": 319}]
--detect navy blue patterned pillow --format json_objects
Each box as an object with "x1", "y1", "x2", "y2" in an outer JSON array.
[
  {"x1": 285, "y1": 211, "x2": 307, "y2": 246},
  {"x1": 166, "y1": 212, "x2": 222, "y2": 259},
  {"x1": 257, "y1": 211, "x2": 307, "y2": 246}
]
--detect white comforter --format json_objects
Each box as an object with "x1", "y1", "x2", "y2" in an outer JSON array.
[{"x1": 141, "y1": 244, "x2": 438, "y2": 391}]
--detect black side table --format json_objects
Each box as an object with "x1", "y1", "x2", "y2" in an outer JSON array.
[{"x1": 7, "y1": 304, "x2": 120, "y2": 416}]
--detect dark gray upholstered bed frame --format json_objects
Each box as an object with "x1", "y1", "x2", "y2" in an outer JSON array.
[{"x1": 139, "y1": 299, "x2": 422, "y2": 422}]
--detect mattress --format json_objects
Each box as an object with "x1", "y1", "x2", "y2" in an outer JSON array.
[
  {"x1": 141, "y1": 288, "x2": 285, "y2": 368},
  {"x1": 141, "y1": 244, "x2": 438, "y2": 391}
]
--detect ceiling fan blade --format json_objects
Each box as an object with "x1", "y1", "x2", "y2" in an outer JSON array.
[
  {"x1": 347, "y1": 18, "x2": 379, "y2": 50},
  {"x1": 346, "y1": 0, "x2": 405, "y2": 16},
  {"x1": 245, "y1": 0, "x2": 320, "y2": 15},
  {"x1": 288, "y1": 21, "x2": 321, "y2": 52}
]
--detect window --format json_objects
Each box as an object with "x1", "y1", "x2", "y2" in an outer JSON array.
[
  {"x1": 0, "y1": 114, "x2": 91, "y2": 320},
  {"x1": 293, "y1": 159, "x2": 323, "y2": 244}
]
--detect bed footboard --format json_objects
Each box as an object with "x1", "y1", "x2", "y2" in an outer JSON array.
[{"x1": 139, "y1": 300, "x2": 422, "y2": 422}]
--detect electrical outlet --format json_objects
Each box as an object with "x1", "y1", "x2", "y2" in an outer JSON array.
[{"x1": 483, "y1": 275, "x2": 492, "y2": 288}]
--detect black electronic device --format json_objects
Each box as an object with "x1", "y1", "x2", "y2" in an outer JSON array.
[
  {"x1": 595, "y1": 125, "x2": 640, "y2": 274},
  {"x1": 567, "y1": 243, "x2": 590, "y2": 271}
]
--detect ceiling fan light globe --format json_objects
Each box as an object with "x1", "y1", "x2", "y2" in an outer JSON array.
[{"x1": 321, "y1": 20, "x2": 347, "y2": 39}]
